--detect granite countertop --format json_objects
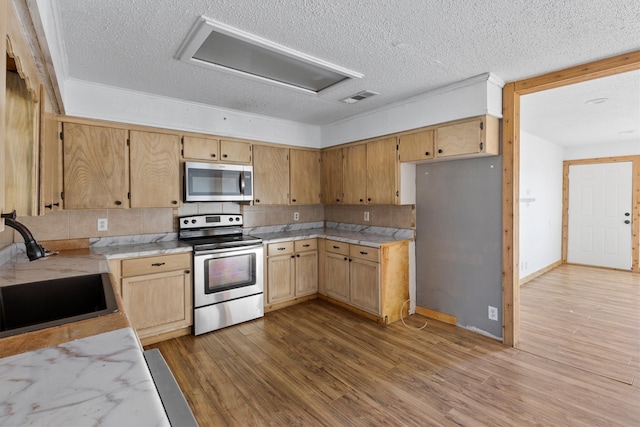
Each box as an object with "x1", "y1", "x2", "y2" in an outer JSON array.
[
  {"x1": 250, "y1": 225, "x2": 415, "y2": 248},
  {"x1": 0, "y1": 327, "x2": 170, "y2": 426}
]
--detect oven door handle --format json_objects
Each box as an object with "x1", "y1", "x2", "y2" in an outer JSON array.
[
  {"x1": 240, "y1": 172, "x2": 246, "y2": 195},
  {"x1": 194, "y1": 244, "x2": 263, "y2": 256}
]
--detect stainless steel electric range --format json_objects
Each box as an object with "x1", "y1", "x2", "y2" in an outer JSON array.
[{"x1": 178, "y1": 214, "x2": 263, "y2": 335}]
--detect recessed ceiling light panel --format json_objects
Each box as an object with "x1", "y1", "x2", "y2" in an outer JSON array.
[
  {"x1": 176, "y1": 17, "x2": 363, "y2": 94},
  {"x1": 340, "y1": 90, "x2": 379, "y2": 103}
]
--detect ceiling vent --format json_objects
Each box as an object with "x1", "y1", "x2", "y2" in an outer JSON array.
[
  {"x1": 340, "y1": 90, "x2": 379, "y2": 104},
  {"x1": 176, "y1": 16, "x2": 363, "y2": 95}
]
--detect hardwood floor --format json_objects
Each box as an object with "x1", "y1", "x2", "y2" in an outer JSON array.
[
  {"x1": 147, "y1": 299, "x2": 640, "y2": 426},
  {"x1": 519, "y1": 264, "x2": 640, "y2": 385}
]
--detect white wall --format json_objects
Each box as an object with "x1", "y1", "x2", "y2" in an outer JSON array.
[
  {"x1": 321, "y1": 74, "x2": 504, "y2": 147},
  {"x1": 564, "y1": 140, "x2": 640, "y2": 160},
  {"x1": 519, "y1": 131, "x2": 564, "y2": 279}
]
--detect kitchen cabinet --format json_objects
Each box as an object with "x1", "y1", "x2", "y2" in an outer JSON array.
[
  {"x1": 435, "y1": 115, "x2": 499, "y2": 158},
  {"x1": 253, "y1": 145, "x2": 289, "y2": 205},
  {"x1": 366, "y1": 136, "x2": 398, "y2": 205},
  {"x1": 38, "y1": 86, "x2": 62, "y2": 213},
  {"x1": 0, "y1": 0, "x2": 5, "y2": 231},
  {"x1": 290, "y1": 149, "x2": 320, "y2": 205},
  {"x1": 182, "y1": 135, "x2": 252, "y2": 164},
  {"x1": 342, "y1": 144, "x2": 367, "y2": 205},
  {"x1": 113, "y1": 252, "x2": 192, "y2": 345},
  {"x1": 266, "y1": 239, "x2": 318, "y2": 308},
  {"x1": 323, "y1": 239, "x2": 409, "y2": 324},
  {"x1": 129, "y1": 130, "x2": 180, "y2": 208},
  {"x1": 62, "y1": 122, "x2": 129, "y2": 209},
  {"x1": 321, "y1": 147, "x2": 343, "y2": 204},
  {"x1": 398, "y1": 129, "x2": 434, "y2": 162}
]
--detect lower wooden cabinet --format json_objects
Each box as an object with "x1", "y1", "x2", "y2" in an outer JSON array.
[
  {"x1": 266, "y1": 239, "x2": 318, "y2": 308},
  {"x1": 110, "y1": 252, "x2": 192, "y2": 345},
  {"x1": 323, "y1": 239, "x2": 409, "y2": 324}
]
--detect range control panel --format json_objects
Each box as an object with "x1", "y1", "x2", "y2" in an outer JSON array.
[{"x1": 179, "y1": 214, "x2": 243, "y2": 230}]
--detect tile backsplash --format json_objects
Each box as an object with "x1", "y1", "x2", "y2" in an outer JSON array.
[{"x1": 1, "y1": 202, "x2": 415, "y2": 245}]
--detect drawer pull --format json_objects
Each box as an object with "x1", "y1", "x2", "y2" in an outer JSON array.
[
  {"x1": 184, "y1": 270, "x2": 191, "y2": 274},
  {"x1": 333, "y1": 245, "x2": 340, "y2": 249},
  {"x1": 303, "y1": 244, "x2": 310, "y2": 247},
  {"x1": 151, "y1": 262, "x2": 166, "y2": 267},
  {"x1": 277, "y1": 247, "x2": 286, "y2": 251},
  {"x1": 360, "y1": 251, "x2": 368, "y2": 255}
]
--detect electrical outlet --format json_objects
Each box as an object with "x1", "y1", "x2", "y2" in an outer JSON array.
[
  {"x1": 293, "y1": 212, "x2": 299, "y2": 221},
  {"x1": 488, "y1": 306, "x2": 498, "y2": 321},
  {"x1": 364, "y1": 211, "x2": 370, "y2": 221},
  {"x1": 97, "y1": 218, "x2": 108, "y2": 232}
]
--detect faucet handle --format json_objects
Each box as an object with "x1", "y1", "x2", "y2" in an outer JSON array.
[{"x1": 1, "y1": 210, "x2": 17, "y2": 220}]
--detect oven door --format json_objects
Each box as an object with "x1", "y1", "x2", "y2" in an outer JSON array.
[{"x1": 193, "y1": 244, "x2": 263, "y2": 308}]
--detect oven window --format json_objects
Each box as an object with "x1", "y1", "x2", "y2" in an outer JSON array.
[{"x1": 204, "y1": 253, "x2": 256, "y2": 293}]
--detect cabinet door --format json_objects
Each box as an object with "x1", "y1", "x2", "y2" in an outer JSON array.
[
  {"x1": 63, "y1": 123, "x2": 128, "y2": 209},
  {"x1": 220, "y1": 140, "x2": 252, "y2": 164},
  {"x1": 343, "y1": 144, "x2": 367, "y2": 205},
  {"x1": 122, "y1": 269, "x2": 192, "y2": 339},
  {"x1": 321, "y1": 147, "x2": 343, "y2": 204},
  {"x1": 39, "y1": 87, "x2": 61, "y2": 213},
  {"x1": 398, "y1": 129, "x2": 434, "y2": 162},
  {"x1": 182, "y1": 136, "x2": 219, "y2": 161},
  {"x1": 295, "y1": 250, "x2": 318, "y2": 297},
  {"x1": 435, "y1": 117, "x2": 492, "y2": 158},
  {"x1": 325, "y1": 252, "x2": 350, "y2": 302},
  {"x1": 267, "y1": 254, "x2": 295, "y2": 303},
  {"x1": 350, "y1": 258, "x2": 380, "y2": 315},
  {"x1": 253, "y1": 145, "x2": 290, "y2": 205},
  {"x1": 366, "y1": 137, "x2": 397, "y2": 205},
  {"x1": 130, "y1": 131, "x2": 181, "y2": 208},
  {"x1": 290, "y1": 149, "x2": 320, "y2": 205}
]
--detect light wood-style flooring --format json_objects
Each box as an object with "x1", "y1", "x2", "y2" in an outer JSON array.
[
  {"x1": 147, "y1": 299, "x2": 640, "y2": 426},
  {"x1": 519, "y1": 264, "x2": 640, "y2": 385}
]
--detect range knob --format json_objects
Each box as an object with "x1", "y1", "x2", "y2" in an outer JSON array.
[
  {"x1": 183, "y1": 219, "x2": 188, "y2": 224},
  {"x1": 229, "y1": 217, "x2": 234, "y2": 222},
  {"x1": 236, "y1": 216, "x2": 241, "y2": 222},
  {"x1": 191, "y1": 219, "x2": 197, "y2": 224}
]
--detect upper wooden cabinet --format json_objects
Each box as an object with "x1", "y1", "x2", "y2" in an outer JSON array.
[
  {"x1": 321, "y1": 147, "x2": 343, "y2": 204},
  {"x1": 435, "y1": 115, "x2": 499, "y2": 158},
  {"x1": 366, "y1": 137, "x2": 398, "y2": 205},
  {"x1": 290, "y1": 149, "x2": 320, "y2": 205},
  {"x1": 129, "y1": 131, "x2": 180, "y2": 208},
  {"x1": 39, "y1": 87, "x2": 62, "y2": 214},
  {"x1": 220, "y1": 139, "x2": 252, "y2": 163},
  {"x1": 343, "y1": 144, "x2": 367, "y2": 205},
  {"x1": 62, "y1": 123, "x2": 129, "y2": 209},
  {"x1": 398, "y1": 129, "x2": 434, "y2": 162},
  {"x1": 182, "y1": 136, "x2": 251, "y2": 164},
  {"x1": 253, "y1": 145, "x2": 289, "y2": 205}
]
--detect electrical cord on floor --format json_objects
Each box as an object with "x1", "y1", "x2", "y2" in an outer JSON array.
[{"x1": 400, "y1": 299, "x2": 428, "y2": 330}]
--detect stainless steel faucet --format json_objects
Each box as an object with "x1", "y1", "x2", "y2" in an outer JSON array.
[{"x1": 1, "y1": 211, "x2": 46, "y2": 261}]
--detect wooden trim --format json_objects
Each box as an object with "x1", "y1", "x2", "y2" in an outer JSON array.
[
  {"x1": 264, "y1": 294, "x2": 319, "y2": 313},
  {"x1": 319, "y1": 294, "x2": 392, "y2": 325},
  {"x1": 414, "y1": 306, "x2": 456, "y2": 326},
  {"x1": 519, "y1": 260, "x2": 562, "y2": 286},
  {"x1": 502, "y1": 49, "x2": 640, "y2": 347},
  {"x1": 561, "y1": 156, "x2": 640, "y2": 273}
]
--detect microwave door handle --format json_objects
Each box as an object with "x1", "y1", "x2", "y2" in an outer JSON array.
[{"x1": 240, "y1": 171, "x2": 246, "y2": 195}]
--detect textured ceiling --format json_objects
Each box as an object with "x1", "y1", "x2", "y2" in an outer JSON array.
[{"x1": 44, "y1": 0, "x2": 640, "y2": 140}]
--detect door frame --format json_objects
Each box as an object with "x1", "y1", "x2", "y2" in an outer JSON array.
[
  {"x1": 562, "y1": 156, "x2": 639, "y2": 269},
  {"x1": 501, "y1": 50, "x2": 640, "y2": 346}
]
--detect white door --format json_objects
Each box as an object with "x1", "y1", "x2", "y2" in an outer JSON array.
[{"x1": 567, "y1": 162, "x2": 633, "y2": 270}]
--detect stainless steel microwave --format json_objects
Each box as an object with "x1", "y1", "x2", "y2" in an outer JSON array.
[{"x1": 184, "y1": 162, "x2": 253, "y2": 202}]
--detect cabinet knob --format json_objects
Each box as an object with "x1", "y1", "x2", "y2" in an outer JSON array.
[
  {"x1": 349, "y1": 258, "x2": 352, "y2": 262},
  {"x1": 115, "y1": 200, "x2": 122, "y2": 206},
  {"x1": 343, "y1": 257, "x2": 348, "y2": 261},
  {"x1": 425, "y1": 151, "x2": 430, "y2": 156},
  {"x1": 438, "y1": 149, "x2": 443, "y2": 154},
  {"x1": 296, "y1": 254, "x2": 300, "y2": 257},
  {"x1": 255, "y1": 199, "x2": 260, "y2": 203},
  {"x1": 184, "y1": 270, "x2": 191, "y2": 274},
  {"x1": 292, "y1": 199, "x2": 297, "y2": 202},
  {"x1": 171, "y1": 200, "x2": 178, "y2": 205},
  {"x1": 211, "y1": 154, "x2": 216, "y2": 158},
  {"x1": 336, "y1": 198, "x2": 340, "y2": 202},
  {"x1": 291, "y1": 255, "x2": 295, "y2": 258},
  {"x1": 222, "y1": 154, "x2": 228, "y2": 158},
  {"x1": 367, "y1": 198, "x2": 371, "y2": 202},
  {"x1": 359, "y1": 199, "x2": 364, "y2": 202},
  {"x1": 479, "y1": 142, "x2": 484, "y2": 151}
]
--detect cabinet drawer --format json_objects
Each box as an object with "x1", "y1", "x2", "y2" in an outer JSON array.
[
  {"x1": 268, "y1": 241, "x2": 294, "y2": 256},
  {"x1": 122, "y1": 253, "x2": 191, "y2": 277},
  {"x1": 350, "y1": 245, "x2": 379, "y2": 262},
  {"x1": 294, "y1": 239, "x2": 317, "y2": 252},
  {"x1": 325, "y1": 240, "x2": 349, "y2": 256}
]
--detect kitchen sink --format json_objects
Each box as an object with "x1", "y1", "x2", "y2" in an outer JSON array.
[{"x1": 0, "y1": 273, "x2": 119, "y2": 338}]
